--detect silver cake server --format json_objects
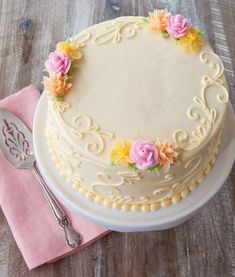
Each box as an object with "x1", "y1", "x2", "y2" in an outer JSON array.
[{"x1": 0, "y1": 108, "x2": 82, "y2": 248}]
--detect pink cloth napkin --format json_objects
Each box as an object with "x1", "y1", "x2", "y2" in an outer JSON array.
[{"x1": 0, "y1": 85, "x2": 109, "y2": 270}]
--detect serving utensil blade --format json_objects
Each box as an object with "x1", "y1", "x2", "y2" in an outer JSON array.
[
  {"x1": 0, "y1": 108, "x2": 35, "y2": 168},
  {"x1": 0, "y1": 107, "x2": 82, "y2": 248}
]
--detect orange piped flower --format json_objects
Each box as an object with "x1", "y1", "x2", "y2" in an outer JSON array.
[
  {"x1": 43, "y1": 73, "x2": 72, "y2": 99},
  {"x1": 179, "y1": 27, "x2": 204, "y2": 53},
  {"x1": 111, "y1": 141, "x2": 132, "y2": 166},
  {"x1": 156, "y1": 142, "x2": 179, "y2": 173},
  {"x1": 56, "y1": 41, "x2": 82, "y2": 61},
  {"x1": 148, "y1": 9, "x2": 171, "y2": 32}
]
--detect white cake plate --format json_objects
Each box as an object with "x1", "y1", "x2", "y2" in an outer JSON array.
[{"x1": 33, "y1": 93, "x2": 235, "y2": 232}]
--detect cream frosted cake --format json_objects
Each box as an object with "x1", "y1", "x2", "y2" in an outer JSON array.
[{"x1": 43, "y1": 10, "x2": 229, "y2": 212}]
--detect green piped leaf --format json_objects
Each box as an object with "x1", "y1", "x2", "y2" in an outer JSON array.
[
  {"x1": 110, "y1": 160, "x2": 116, "y2": 166},
  {"x1": 65, "y1": 37, "x2": 73, "y2": 43},
  {"x1": 67, "y1": 75, "x2": 73, "y2": 82},
  {"x1": 147, "y1": 167, "x2": 154, "y2": 173},
  {"x1": 68, "y1": 61, "x2": 79, "y2": 76},
  {"x1": 198, "y1": 31, "x2": 204, "y2": 37},
  {"x1": 154, "y1": 164, "x2": 161, "y2": 175},
  {"x1": 147, "y1": 164, "x2": 161, "y2": 175},
  {"x1": 142, "y1": 17, "x2": 150, "y2": 24},
  {"x1": 172, "y1": 38, "x2": 179, "y2": 45},
  {"x1": 161, "y1": 31, "x2": 169, "y2": 38},
  {"x1": 177, "y1": 148, "x2": 184, "y2": 161},
  {"x1": 129, "y1": 163, "x2": 137, "y2": 171},
  {"x1": 54, "y1": 96, "x2": 64, "y2": 102}
]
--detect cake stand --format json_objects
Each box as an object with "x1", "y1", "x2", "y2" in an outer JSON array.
[{"x1": 33, "y1": 93, "x2": 235, "y2": 232}]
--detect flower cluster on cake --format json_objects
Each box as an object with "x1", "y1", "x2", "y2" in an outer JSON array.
[
  {"x1": 110, "y1": 140, "x2": 181, "y2": 173},
  {"x1": 146, "y1": 9, "x2": 204, "y2": 53},
  {"x1": 43, "y1": 39, "x2": 82, "y2": 101}
]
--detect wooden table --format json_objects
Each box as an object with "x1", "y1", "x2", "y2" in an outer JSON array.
[{"x1": 0, "y1": 0, "x2": 235, "y2": 276}]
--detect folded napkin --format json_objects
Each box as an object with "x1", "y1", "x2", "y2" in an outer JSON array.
[{"x1": 0, "y1": 85, "x2": 109, "y2": 270}]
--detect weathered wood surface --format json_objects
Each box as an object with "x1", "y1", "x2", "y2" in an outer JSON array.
[{"x1": 0, "y1": 0, "x2": 235, "y2": 276}]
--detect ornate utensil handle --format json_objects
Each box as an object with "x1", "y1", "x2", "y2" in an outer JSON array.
[{"x1": 32, "y1": 163, "x2": 82, "y2": 248}]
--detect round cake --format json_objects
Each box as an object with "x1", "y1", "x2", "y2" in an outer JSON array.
[{"x1": 43, "y1": 10, "x2": 229, "y2": 212}]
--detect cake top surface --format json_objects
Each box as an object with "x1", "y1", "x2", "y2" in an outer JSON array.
[{"x1": 43, "y1": 10, "x2": 228, "y2": 172}]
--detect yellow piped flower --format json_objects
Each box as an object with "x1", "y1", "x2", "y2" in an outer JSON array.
[
  {"x1": 156, "y1": 141, "x2": 179, "y2": 173},
  {"x1": 111, "y1": 141, "x2": 132, "y2": 166},
  {"x1": 179, "y1": 27, "x2": 204, "y2": 53},
  {"x1": 148, "y1": 9, "x2": 171, "y2": 32},
  {"x1": 43, "y1": 73, "x2": 72, "y2": 99},
  {"x1": 56, "y1": 41, "x2": 82, "y2": 61}
]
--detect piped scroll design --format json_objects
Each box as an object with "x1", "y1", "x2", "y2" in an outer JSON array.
[
  {"x1": 151, "y1": 157, "x2": 201, "y2": 201},
  {"x1": 173, "y1": 52, "x2": 228, "y2": 151},
  {"x1": 57, "y1": 108, "x2": 114, "y2": 155},
  {"x1": 47, "y1": 119, "x2": 83, "y2": 184},
  {"x1": 71, "y1": 114, "x2": 114, "y2": 155},
  {"x1": 73, "y1": 31, "x2": 91, "y2": 48},
  {"x1": 91, "y1": 171, "x2": 142, "y2": 203},
  {"x1": 92, "y1": 171, "x2": 142, "y2": 189},
  {"x1": 2, "y1": 119, "x2": 32, "y2": 161},
  {"x1": 91, "y1": 155, "x2": 201, "y2": 205},
  {"x1": 93, "y1": 18, "x2": 143, "y2": 45},
  {"x1": 56, "y1": 111, "x2": 114, "y2": 155},
  {"x1": 162, "y1": 154, "x2": 202, "y2": 197}
]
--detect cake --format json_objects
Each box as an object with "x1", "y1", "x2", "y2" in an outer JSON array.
[{"x1": 43, "y1": 10, "x2": 229, "y2": 212}]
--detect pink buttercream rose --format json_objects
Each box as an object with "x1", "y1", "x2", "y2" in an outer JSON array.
[
  {"x1": 45, "y1": 51, "x2": 71, "y2": 75},
  {"x1": 130, "y1": 140, "x2": 159, "y2": 170},
  {"x1": 166, "y1": 14, "x2": 190, "y2": 38}
]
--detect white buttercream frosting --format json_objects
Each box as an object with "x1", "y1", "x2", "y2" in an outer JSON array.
[{"x1": 45, "y1": 16, "x2": 228, "y2": 211}]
